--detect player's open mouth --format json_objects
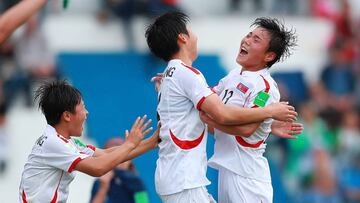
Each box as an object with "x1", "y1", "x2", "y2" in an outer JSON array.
[{"x1": 239, "y1": 47, "x2": 248, "y2": 56}]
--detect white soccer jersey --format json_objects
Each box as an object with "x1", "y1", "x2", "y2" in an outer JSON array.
[
  {"x1": 155, "y1": 59, "x2": 215, "y2": 195},
  {"x1": 208, "y1": 67, "x2": 280, "y2": 183},
  {"x1": 19, "y1": 125, "x2": 95, "y2": 203}
]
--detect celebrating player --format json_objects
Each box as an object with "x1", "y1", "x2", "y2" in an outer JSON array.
[
  {"x1": 19, "y1": 80, "x2": 159, "y2": 202},
  {"x1": 202, "y1": 17, "x2": 298, "y2": 203}
]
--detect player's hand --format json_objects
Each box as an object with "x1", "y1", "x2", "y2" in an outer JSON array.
[
  {"x1": 150, "y1": 73, "x2": 163, "y2": 92},
  {"x1": 125, "y1": 115, "x2": 153, "y2": 148},
  {"x1": 199, "y1": 111, "x2": 212, "y2": 124},
  {"x1": 271, "y1": 120, "x2": 303, "y2": 139},
  {"x1": 267, "y1": 102, "x2": 297, "y2": 122}
]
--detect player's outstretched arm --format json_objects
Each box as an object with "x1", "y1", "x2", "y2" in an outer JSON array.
[
  {"x1": 200, "y1": 94, "x2": 297, "y2": 125},
  {"x1": 74, "y1": 116, "x2": 153, "y2": 177},
  {"x1": 93, "y1": 122, "x2": 160, "y2": 159},
  {"x1": 0, "y1": 0, "x2": 47, "y2": 44}
]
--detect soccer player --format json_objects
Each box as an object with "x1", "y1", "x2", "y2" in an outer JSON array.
[
  {"x1": 201, "y1": 17, "x2": 298, "y2": 203},
  {"x1": 145, "y1": 12, "x2": 297, "y2": 203},
  {"x1": 19, "y1": 80, "x2": 159, "y2": 202},
  {"x1": 0, "y1": 0, "x2": 49, "y2": 44}
]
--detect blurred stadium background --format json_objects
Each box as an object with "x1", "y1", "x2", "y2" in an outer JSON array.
[{"x1": 1, "y1": 0, "x2": 360, "y2": 202}]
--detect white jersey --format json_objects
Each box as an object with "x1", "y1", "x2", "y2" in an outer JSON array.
[
  {"x1": 208, "y1": 68, "x2": 280, "y2": 183},
  {"x1": 19, "y1": 125, "x2": 95, "y2": 203},
  {"x1": 155, "y1": 59, "x2": 215, "y2": 195}
]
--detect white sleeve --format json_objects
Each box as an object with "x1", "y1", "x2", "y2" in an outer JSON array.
[
  {"x1": 179, "y1": 68, "x2": 215, "y2": 110},
  {"x1": 42, "y1": 136, "x2": 90, "y2": 173}
]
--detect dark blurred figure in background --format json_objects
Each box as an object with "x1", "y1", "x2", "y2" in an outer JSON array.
[
  {"x1": 314, "y1": 40, "x2": 356, "y2": 113},
  {"x1": 0, "y1": 39, "x2": 32, "y2": 108},
  {"x1": 310, "y1": 0, "x2": 355, "y2": 61},
  {"x1": 148, "y1": 0, "x2": 181, "y2": 16},
  {"x1": 0, "y1": 37, "x2": 13, "y2": 176},
  {"x1": 300, "y1": 149, "x2": 342, "y2": 203},
  {"x1": 90, "y1": 138, "x2": 149, "y2": 203},
  {"x1": 354, "y1": 17, "x2": 360, "y2": 110},
  {"x1": 97, "y1": 0, "x2": 181, "y2": 51},
  {"x1": 97, "y1": 0, "x2": 139, "y2": 51},
  {"x1": 337, "y1": 109, "x2": 360, "y2": 203},
  {"x1": 0, "y1": 0, "x2": 18, "y2": 11},
  {"x1": 228, "y1": 0, "x2": 263, "y2": 13},
  {"x1": 0, "y1": 97, "x2": 8, "y2": 175},
  {"x1": 271, "y1": 0, "x2": 299, "y2": 15},
  {"x1": 13, "y1": 14, "x2": 58, "y2": 81},
  {"x1": 3, "y1": 14, "x2": 59, "y2": 108}
]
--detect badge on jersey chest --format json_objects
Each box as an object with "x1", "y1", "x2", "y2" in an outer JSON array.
[{"x1": 237, "y1": 82, "x2": 249, "y2": 94}]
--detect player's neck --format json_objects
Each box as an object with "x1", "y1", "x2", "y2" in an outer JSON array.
[
  {"x1": 241, "y1": 64, "x2": 267, "y2": 72},
  {"x1": 54, "y1": 124, "x2": 71, "y2": 139},
  {"x1": 171, "y1": 51, "x2": 193, "y2": 66}
]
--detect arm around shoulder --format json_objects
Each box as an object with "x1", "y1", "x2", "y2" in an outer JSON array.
[
  {"x1": 200, "y1": 94, "x2": 272, "y2": 125},
  {"x1": 201, "y1": 95, "x2": 297, "y2": 125}
]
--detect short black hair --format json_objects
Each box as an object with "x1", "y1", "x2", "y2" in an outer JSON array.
[
  {"x1": 35, "y1": 80, "x2": 82, "y2": 126},
  {"x1": 252, "y1": 17, "x2": 297, "y2": 68},
  {"x1": 145, "y1": 11, "x2": 189, "y2": 61}
]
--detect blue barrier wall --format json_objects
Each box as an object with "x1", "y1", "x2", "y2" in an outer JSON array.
[{"x1": 58, "y1": 52, "x2": 227, "y2": 202}]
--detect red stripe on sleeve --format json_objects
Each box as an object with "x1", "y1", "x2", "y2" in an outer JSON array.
[
  {"x1": 68, "y1": 157, "x2": 82, "y2": 173},
  {"x1": 196, "y1": 97, "x2": 206, "y2": 110},
  {"x1": 209, "y1": 87, "x2": 216, "y2": 94},
  {"x1": 87, "y1": 145, "x2": 96, "y2": 151}
]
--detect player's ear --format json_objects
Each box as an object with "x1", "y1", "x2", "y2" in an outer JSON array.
[
  {"x1": 178, "y1": 33, "x2": 187, "y2": 44},
  {"x1": 62, "y1": 111, "x2": 72, "y2": 122},
  {"x1": 265, "y1": 52, "x2": 276, "y2": 63}
]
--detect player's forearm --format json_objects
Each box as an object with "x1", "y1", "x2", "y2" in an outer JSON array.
[
  {"x1": 201, "y1": 94, "x2": 271, "y2": 125},
  {"x1": 0, "y1": 0, "x2": 47, "y2": 44},
  {"x1": 218, "y1": 105, "x2": 272, "y2": 125},
  {"x1": 77, "y1": 142, "x2": 136, "y2": 177},
  {"x1": 125, "y1": 137, "x2": 157, "y2": 161},
  {"x1": 102, "y1": 146, "x2": 118, "y2": 154}
]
